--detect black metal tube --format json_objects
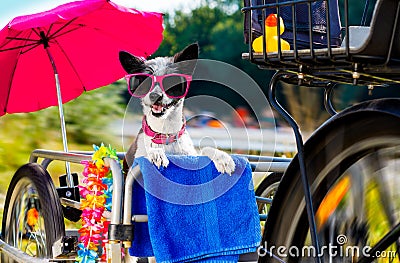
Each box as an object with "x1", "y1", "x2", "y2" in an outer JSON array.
[
  {"x1": 248, "y1": 7, "x2": 254, "y2": 62},
  {"x1": 307, "y1": 1, "x2": 315, "y2": 59},
  {"x1": 361, "y1": 0, "x2": 370, "y2": 26},
  {"x1": 262, "y1": 0, "x2": 267, "y2": 61},
  {"x1": 325, "y1": 0, "x2": 332, "y2": 59},
  {"x1": 277, "y1": 1, "x2": 282, "y2": 60},
  {"x1": 267, "y1": 71, "x2": 322, "y2": 263},
  {"x1": 323, "y1": 83, "x2": 337, "y2": 116},
  {"x1": 344, "y1": 0, "x2": 350, "y2": 58},
  {"x1": 384, "y1": 1, "x2": 400, "y2": 65},
  {"x1": 292, "y1": 3, "x2": 299, "y2": 61}
]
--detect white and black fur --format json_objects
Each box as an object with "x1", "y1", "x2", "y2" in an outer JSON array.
[{"x1": 120, "y1": 43, "x2": 235, "y2": 175}]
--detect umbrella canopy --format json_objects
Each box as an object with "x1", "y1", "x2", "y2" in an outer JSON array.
[{"x1": 0, "y1": 0, "x2": 163, "y2": 115}]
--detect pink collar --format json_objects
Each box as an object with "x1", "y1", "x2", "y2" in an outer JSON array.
[{"x1": 142, "y1": 117, "x2": 186, "y2": 145}]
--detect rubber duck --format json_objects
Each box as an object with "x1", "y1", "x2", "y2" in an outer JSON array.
[{"x1": 252, "y1": 14, "x2": 290, "y2": 53}]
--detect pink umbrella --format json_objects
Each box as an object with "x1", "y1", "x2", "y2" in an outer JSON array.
[{"x1": 0, "y1": 0, "x2": 163, "y2": 182}]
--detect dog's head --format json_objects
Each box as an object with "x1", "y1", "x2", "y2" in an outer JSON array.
[{"x1": 119, "y1": 43, "x2": 198, "y2": 120}]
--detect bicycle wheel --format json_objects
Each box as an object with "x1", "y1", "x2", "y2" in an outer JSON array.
[
  {"x1": 261, "y1": 101, "x2": 400, "y2": 263},
  {"x1": 2, "y1": 163, "x2": 65, "y2": 260},
  {"x1": 256, "y1": 173, "x2": 283, "y2": 239},
  {"x1": 256, "y1": 172, "x2": 283, "y2": 203}
]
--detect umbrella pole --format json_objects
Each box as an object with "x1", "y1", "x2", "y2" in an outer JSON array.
[{"x1": 45, "y1": 47, "x2": 74, "y2": 188}]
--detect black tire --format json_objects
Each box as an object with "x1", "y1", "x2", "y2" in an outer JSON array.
[
  {"x1": 2, "y1": 163, "x2": 65, "y2": 260},
  {"x1": 256, "y1": 172, "x2": 283, "y2": 199},
  {"x1": 256, "y1": 172, "x2": 283, "y2": 242},
  {"x1": 261, "y1": 106, "x2": 400, "y2": 263},
  {"x1": 256, "y1": 172, "x2": 283, "y2": 217}
]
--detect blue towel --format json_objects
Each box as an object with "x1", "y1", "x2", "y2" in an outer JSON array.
[{"x1": 130, "y1": 155, "x2": 261, "y2": 263}]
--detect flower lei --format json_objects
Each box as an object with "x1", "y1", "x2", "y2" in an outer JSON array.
[{"x1": 76, "y1": 144, "x2": 120, "y2": 263}]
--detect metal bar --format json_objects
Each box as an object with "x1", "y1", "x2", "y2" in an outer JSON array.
[
  {"x1": 256, "y1": 196, "x2": 273, "y2": 204},
  {"x1": 248, "y1": 5, "x2": 253, "y2": 62},
  {"x1": 123, "y1": 165, "x2": 141, "y2": 225},
  {"x1": 69, "y1": 150, "x2": 125, "y2": 163},
  {"x1": 250, "y1": 162, "x2": 290, "y2": 173},
  {"x1": 29, "y1": 149, "x2": 91, "y2": 164},
  {"x1": 292, "y1": 3, "x2": 299, "y2": 61},
  {"x1": 242, "y1": 0, "x2": 317, "y2": 11},
  {"x1": 344, "y1": 0, "x2": 350, "y2": 58},
  {"x1": 262, "y1": 0, "x2": 267, "y2": 61},
  {"x1": 60, "y1": 197, "x2": 80, "y2": 209},
  {"x1": 107, "y1": 243, "x2": 122, "y2": 263},
  {"x1": 325, "y1": 0, "x2": 332, "y2": 59},
  {"x1": 43, "y1": 42, "x2": 73, "y2": 188},
  {"x1": 60, "y1": 197, "x2": 113, "y2": 220},
  {"x1": 105, "y1": 158, "x2": 124, "y2": 225},
  {"x1": 361, "y1": 0, "x2": 371, "y2": 26},
  {"x1": 323, "y1": 83, "x2": 337, "y2": 116},
  {"x1": 132, "y1": 215, "x2": 149, "y2": 223},
  {"x1": 267, "y1": 71, "x2": 322, "y2": 263},
  {"x1": 41, "y1": 158, "x2": 53, "y2": 170},
  {"x1": 0, "y1": 238, "x2": 51, "y2": 263},
  {"x1": 307, "y1": 1, "x2": 315, "y2": 59},
  {"x1": 384, "y1": 1, "x2": 400, "y2": 65},
  {"x1": 277, "y1": 2, "x2": 282, "y2": 61},
  {"x1": 236, "y1": 154, "x2": 292, "y2": 162}
]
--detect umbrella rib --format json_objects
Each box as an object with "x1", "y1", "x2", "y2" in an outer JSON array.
[
  {"x1": 5, "y1": 37, "x2": 38, "y2": 42},
  {"x1": 31, "y1": 28, "x2": 41, "y2": 38},
  {"x1": 51, "y1": 26, "x2": 82, "y2": 40},
  {"x1": 53, "y1": 39, "x2": 87, "y2": 91},
  {"x1": 46, "y1": 24, "x2": 55, "y2": 38},
  {"x1": 0, "y1": 42, "x2": 39, "y2": 52},
  {"x1": 0, "y1": 31, "x2": 24, "y2": 50},
  {"x1": 20, "y1": 43, "x2": 41, "y2": 54},
  {"x1": 48, "y1": 18, "x2": 78, "y2": 39}
]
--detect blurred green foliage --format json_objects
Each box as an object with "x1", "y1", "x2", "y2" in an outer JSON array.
[{"x1": 0, "y1": 84, "x2": 124, "y2": 191}]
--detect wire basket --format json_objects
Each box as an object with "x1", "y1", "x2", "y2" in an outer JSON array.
[{"x1": 242, "y1": 0, "x2": 400, "y2": 85}]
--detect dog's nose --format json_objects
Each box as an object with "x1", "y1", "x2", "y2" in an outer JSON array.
[{"x1": 149, "y1": 92, "x2": 162, "y2": 103}]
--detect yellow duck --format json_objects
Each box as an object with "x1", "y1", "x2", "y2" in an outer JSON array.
[{"x1": 252, "y1": 14, "x2": 290, "y2": 53}]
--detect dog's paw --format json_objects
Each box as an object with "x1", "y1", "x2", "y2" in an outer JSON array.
[
  {"x1": 147, "y1": 148, "x2": 169, "y2": 168},
  {"x1": 201, "y1": 147, "x2": 236, "y2": 175}
]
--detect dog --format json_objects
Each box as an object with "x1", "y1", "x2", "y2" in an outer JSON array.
[{"x1": 119, "y1": 43, "x2": 235, "y2": 176}]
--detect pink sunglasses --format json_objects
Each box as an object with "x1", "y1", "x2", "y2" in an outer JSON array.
[{"x1": 125, "y1": 73, "x2": 192, "y2": 98}]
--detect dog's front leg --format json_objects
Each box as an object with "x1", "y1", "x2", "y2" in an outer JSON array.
[
  {"x1": 146, "y1": 147, "x2": 169, "y2": 168},
  {"x1": 136, "y1": 133, "x2": 169, "y2": 168},
  {"x1": 200, "y1": 147, "x2": 236, "y2": 175}
]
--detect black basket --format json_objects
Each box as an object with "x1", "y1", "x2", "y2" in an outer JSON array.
[
  {"x1": 243, "y1": 0, "x2": 342, "y2": 48},
  {"x1": 242, "y1": 0, "x2": 400, "y2": 85}
]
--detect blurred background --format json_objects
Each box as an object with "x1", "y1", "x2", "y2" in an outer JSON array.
[{"x1": 0, "y1": 0, "x2": 399, "y2": 213}]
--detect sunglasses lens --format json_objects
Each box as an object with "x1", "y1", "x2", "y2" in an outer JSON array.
[
  {"x1": 129, "y1": 75, "x2": 152, "y2": 97},
  {"x1": 162, "y1": 75, "x2": 188, "y2": 98}
]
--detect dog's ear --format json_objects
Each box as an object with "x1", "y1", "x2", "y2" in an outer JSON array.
[
  {"x1": 174, "y1": 43, "x2": 199, "y2": 63},
  {"x1": 119, "y1": 51, "x2": 146, "y2": 73}
]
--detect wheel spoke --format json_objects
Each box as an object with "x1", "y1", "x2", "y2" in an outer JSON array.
[
  {"x1": 357, "y1": 222, "x2": 400, "y2": 263},
  {"x1": 7, "y1": 180, "x2": 48, "y2": 257},
  {"x1": 2, "y1": 164, "x2": 65, "y2": 260}
]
